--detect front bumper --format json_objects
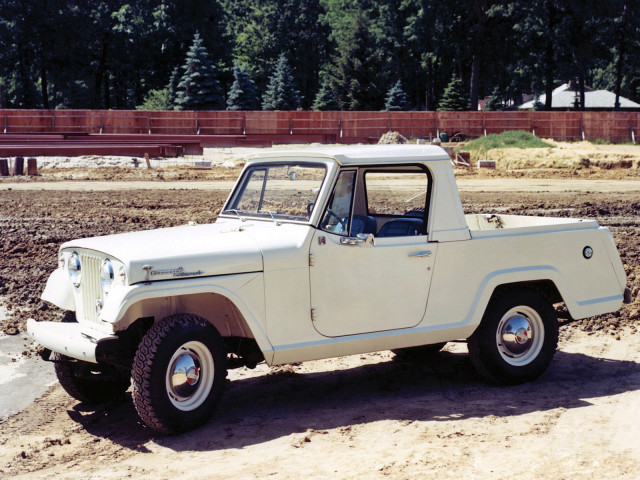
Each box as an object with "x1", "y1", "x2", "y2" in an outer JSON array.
[{"x1": 27, "y1": 318, "x2": 117, "y2": 364}]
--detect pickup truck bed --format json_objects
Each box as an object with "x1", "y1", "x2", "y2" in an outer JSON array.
[{"x1": 465, "y1": 214, "x2": 599, "y2": 236}]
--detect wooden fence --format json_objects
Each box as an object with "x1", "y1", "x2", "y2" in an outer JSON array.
[{"x1": 1, "y1": 110, "x2": 638, "y2": 143}]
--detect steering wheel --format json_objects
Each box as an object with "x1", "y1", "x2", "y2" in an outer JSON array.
[
  {"x1": 307, "y1": 201, "x2": 315, "y2": 216},
  {"x1": 324, "y1": 208, "x2": 348, "y2": 232}
]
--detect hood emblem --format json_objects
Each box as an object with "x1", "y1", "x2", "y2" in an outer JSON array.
[{"x1": 146, "y1": 266, "x2": 204, "y2": 280}]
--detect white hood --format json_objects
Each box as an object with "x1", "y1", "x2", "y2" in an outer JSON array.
[{"x1": 61, "y1": 223, "x2": 264, "y2": 285}]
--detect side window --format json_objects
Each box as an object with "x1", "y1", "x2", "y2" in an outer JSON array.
[
  {"x1": 320, "y1": 170, "x2": 355, "y2": 234},
  {"x1": 364, "y1": 170, "x2": 430, "y2": 237}
]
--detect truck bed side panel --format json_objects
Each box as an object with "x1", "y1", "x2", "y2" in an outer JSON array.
[{"x1": 424, "y1": 226, "x2": 624, "y2": 330}]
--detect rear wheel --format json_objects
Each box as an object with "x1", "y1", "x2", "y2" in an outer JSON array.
[
  {"x1": 132, "y1": 314, "x2": 227, "y2": 434},
  {"x1": 468, "y1": 287, "x2": 558, "y2": 385}
]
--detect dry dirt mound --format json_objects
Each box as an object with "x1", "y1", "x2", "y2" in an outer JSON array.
[
  {"x1": 465, "y1": 140, "x2": 640, "y2": 170},
  {"x1": 378, "y1": 131, "x2": 408, "y2": 144}
]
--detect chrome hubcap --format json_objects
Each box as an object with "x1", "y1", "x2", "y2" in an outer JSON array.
[
  {"x1": 496, "y1": 306, "x2": 544, "y2": 366},
  {"x1": 169, "y1": 352, "x2": 201, "y2": 400},
  {"x1": 501, "y1": 315, "x2": 533, "y2": 356},
  {"x1": 165, "y1": 341, "x2": 215, "y2": 411}
]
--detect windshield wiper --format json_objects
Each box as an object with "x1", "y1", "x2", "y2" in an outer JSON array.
[
  {"x1": 224, "y1": 209, "x2": 247, "y2": 222},
  {"x1": 263, "y1": 210, "x2": 282, "y2": 226}
]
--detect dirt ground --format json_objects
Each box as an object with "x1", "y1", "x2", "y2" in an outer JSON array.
[{"x1": 1, "y1": 145, "x2": 640, "y2": 479}]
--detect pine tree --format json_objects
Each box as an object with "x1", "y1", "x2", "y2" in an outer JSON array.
[
  {"x1": 384, "y1": 80, "x2": 410, "y2": 111},
  {"x1": 175, "y1": 32, "x2": 224, "y2": 110},
  {"x1": 166, "y1": 66, "x2": 181, "y2": 109},
  {"x1": 226, "y1": 64, "x2": 259, "y2": 110},
  {"x1": 262, "y1": 54, "x2": 301, "y2": 111},
  {"x1": 438, "y1": 75, "x2": 468, "y2": 111},
  {"x1": 312, "y1": 72, "x2": 340, "y2": 111},
  {"x1": 485, "y1": 87, "x2": 504, "y2": 111}
]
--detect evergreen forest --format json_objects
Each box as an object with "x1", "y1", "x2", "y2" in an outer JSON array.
[{"x1": 0, "y1": 0, "x2": 638, "y2": 111}]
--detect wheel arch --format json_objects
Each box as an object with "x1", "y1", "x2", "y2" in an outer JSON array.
[
  {"x1": 105, "y1": 275, "x2": 273, "y2": 362},
  {"x1": 118, "y1": 292, "x2": 254, "y2": 338},
  {"x1": 489, "y1": 280, "x2": 562, "y2": 305},
  {"x1": 466, "y1": 267, "x2": 566, "y2": 334},
  {"x1": 470, "y1": 279, "x2": 561, "y2": 334}
]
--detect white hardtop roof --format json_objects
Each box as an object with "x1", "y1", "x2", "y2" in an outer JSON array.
[{"x1": 245, "y1": 144, "x2": 450, "y2": 166}]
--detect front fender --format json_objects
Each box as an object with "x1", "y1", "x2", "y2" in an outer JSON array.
[
  {"x1": 99, "y1": 273, "x2": 273, "y2": 361},
  {"x1": 41, "y1": 268, "x2": 75, "y2": 311}
]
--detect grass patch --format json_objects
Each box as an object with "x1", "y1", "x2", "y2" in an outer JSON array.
[
  {"x1": 462, "y1": 131, "x2": 554, "y2": 152},
  {"x1": 456, "y1": 131, "x2": 555, "y2": 164}
]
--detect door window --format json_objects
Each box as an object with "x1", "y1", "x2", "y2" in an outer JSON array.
[
  {"x1": 320, "y1": 170, "x2": 355, "y2": 234},
  {"x1": 364, "y1": 170, "x2": 430, "y2": 237}
]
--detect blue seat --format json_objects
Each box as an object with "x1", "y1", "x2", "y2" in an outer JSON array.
[
  {"x1": 377, "y1": 218, "x2": 424, "y2": 237},
  {"x1": 351, "y1": 215, "x2": 377, "y2": 235}
]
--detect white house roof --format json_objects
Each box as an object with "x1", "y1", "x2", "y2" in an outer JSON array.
[{"x1": 518, "y1": 83, "x2": 640, "y2": 110}]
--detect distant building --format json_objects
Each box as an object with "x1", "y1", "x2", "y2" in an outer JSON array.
[{"x1": 517, "y1": 83, "x2": 640, "y2": 111}]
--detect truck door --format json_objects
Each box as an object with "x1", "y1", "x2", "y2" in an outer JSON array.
[{"x1": 309, "y1": 167, "x2": 436, "y2": 337}]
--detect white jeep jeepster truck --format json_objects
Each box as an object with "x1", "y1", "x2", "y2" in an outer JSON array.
[{"x1": 28, "y1": 145, "x2": 631, "y2": 434}]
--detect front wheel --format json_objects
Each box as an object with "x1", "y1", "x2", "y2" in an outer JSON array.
[
  {"x1": 468, "y1": 287, "x2": 558, "y2": 385},
  {"x1": 132, "y1": 314, "x2": 227, "y2": 434}
]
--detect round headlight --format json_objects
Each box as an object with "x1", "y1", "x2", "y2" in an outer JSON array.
[
  {"x1": 68, "y1": 252, "x2": 81, "y2": 288},
  {"x1": 100, "y1": 259, "x2": 114, "y2": 295}
]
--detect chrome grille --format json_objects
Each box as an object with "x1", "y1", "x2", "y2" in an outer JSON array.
[{"x1": 77, "y1": 252, "x2": 103, "y2": 324}]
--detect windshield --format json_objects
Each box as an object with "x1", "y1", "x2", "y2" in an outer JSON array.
[{"x1": 224, "y1": 162, "x2": 327, "y2": 221}]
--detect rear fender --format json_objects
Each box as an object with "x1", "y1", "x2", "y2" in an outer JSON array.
[{"x1": 468, "y1": 266, "x2": 623, "y2": 330}]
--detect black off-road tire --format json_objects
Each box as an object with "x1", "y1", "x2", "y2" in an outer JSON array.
[
  {"x1": 392, "y1": 342, "x2": 447, "y2": 360},
  {"x1": 132, "y1": 314, "x2": 227, "y2": 434},
  {"x1": 468, "y1": 287, "x2": 558, "y2": 385},
  {"x1": 54, "y1": 353, "x2": 130, "y2": 404}
]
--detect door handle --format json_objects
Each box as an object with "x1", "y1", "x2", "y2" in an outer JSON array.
[
  {"x1": 340, "y1": 233, "x2": 374, "y2": 246},
  {"x1": 409, "y1": 250, "x2": 432, "y2": 257},
  {"x1": 340, "y1": 236, "x2": 364, "y2": 245}
]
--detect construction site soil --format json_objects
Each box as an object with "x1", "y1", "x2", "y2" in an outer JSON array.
[
  {"x1": 0, "y1": 158, "x2": 639, "y2": 479},
  {"x1": 1, "y1": 165, "x2": 638, "y2": 338}
]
